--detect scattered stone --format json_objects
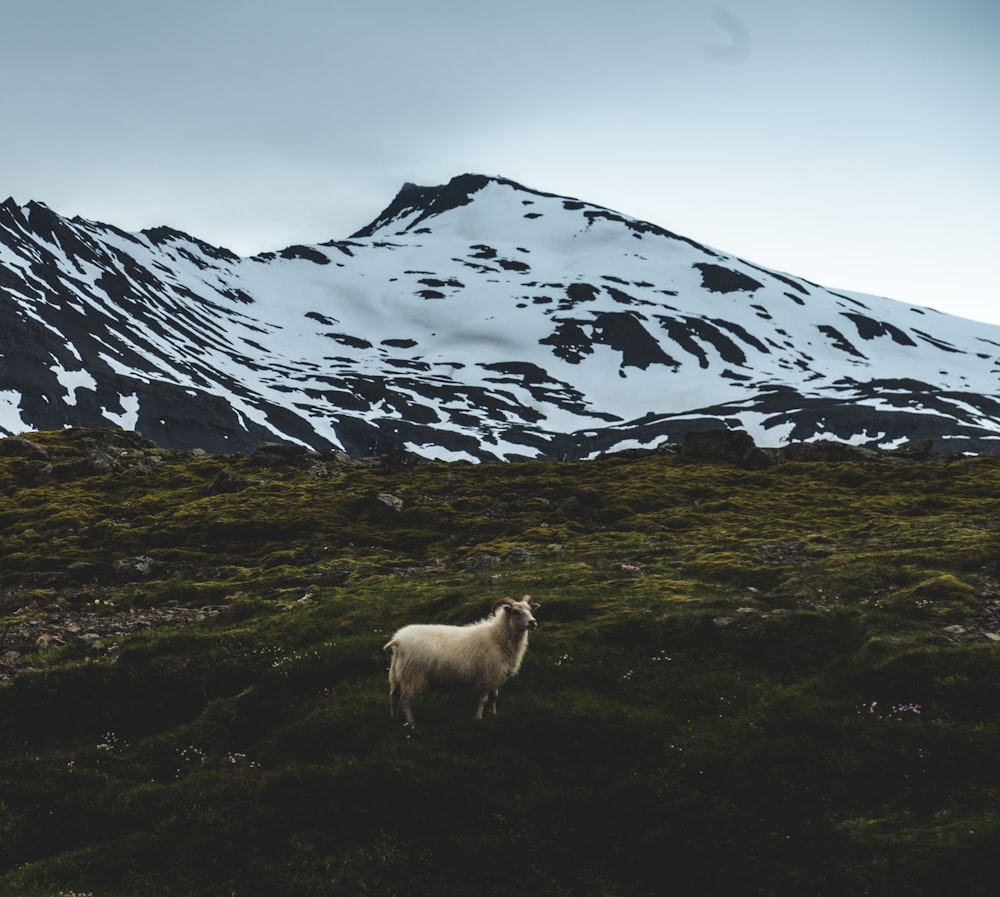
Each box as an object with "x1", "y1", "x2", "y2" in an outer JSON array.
[
  {"x1": 35, "y1": 634, "x2": 65, "y2": 648},
  {"x1": 113, "y1": 556, "x2": 165, "y2": 580},
  {"x1": 376, "y1": 493, "x2": 404, "y2": 513},
  {"x1": 1, "y1": 605, "x2": 225, "y2": 680},
  {"x1": 466, "y1": 554, "x2": 502, "y2": 570},
  {"x1": 506, "y1": 548, "x2": 536, "y2": 562}
]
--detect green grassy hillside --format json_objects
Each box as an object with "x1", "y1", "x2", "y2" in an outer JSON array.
[{"x1": 2, "y1": 428, "x2": 999, "y2": 896}]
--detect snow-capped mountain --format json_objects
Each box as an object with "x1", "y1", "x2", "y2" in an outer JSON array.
[{"x1": 2, "y1": 173, "x2": 1000, "y2": 460}]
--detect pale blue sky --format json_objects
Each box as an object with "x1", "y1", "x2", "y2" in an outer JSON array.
[{"x1": 3, "y1": 0, "x2": 998, "y2": 323}]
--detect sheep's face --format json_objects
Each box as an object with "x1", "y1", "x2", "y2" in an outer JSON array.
[{"x1": 498, "y1": 596, "x2": 539, "y2": 632}]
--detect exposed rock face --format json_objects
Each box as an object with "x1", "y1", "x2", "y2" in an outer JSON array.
[{"x1": 4, "y1": 177, "x2": 1000, "y2": 460}]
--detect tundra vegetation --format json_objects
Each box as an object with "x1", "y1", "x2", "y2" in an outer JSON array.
[{"x1": 1, "y1": 427, "x2": 999, "y2": 896}]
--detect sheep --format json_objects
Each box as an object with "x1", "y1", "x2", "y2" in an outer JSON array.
[{"x1": 383, "y1": 595, "x2": 540, "y2": 725}]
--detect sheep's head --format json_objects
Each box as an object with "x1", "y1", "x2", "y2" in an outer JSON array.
[{"x1": 491, "y1": 595, "x2": 539, "y2": 631}]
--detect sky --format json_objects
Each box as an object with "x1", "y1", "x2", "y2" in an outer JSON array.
[{"x1": 3, "y1": 0, "x2": 998, "y2": 324}]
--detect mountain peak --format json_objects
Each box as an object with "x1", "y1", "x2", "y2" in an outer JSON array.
[
  {"x1": 350, "y1": 173, "x2": 498, "y2": 238},
  {"x1": 349, "y1": 173, "x2": 570, "y2": 238}
]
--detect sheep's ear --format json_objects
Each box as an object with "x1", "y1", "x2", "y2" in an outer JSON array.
[{"x1": 502, "y1": 604, "x2": 513, "y2": 614}]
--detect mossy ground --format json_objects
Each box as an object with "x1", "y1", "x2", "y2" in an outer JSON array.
[{"x1": 2, "y1": 429, "x2": 1000, "y2": 895}]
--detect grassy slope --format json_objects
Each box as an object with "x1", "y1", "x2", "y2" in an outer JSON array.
[{"x1": 1, "y1": 429, "x2": 999, "y2": 896}]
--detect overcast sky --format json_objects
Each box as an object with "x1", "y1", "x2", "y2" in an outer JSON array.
[{"x1": 3, "y1": 0, "x2": 998, "y2": 324}]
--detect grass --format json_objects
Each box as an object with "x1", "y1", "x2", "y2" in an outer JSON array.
[{"x1": 2, "y1": 428, "x2": 1000, "y2": 895}]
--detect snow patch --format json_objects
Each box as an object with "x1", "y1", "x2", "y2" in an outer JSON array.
[
  {"x1": 102, "y1": 394, "x2": 140, "y2": 432},
  {"x1": 0, "y1": 390, "x2": 26, "y2": 435}
]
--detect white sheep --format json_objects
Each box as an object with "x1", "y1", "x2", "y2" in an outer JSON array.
[{"x1": 383, "y1": 595, "x2": 540, "y2": 725}]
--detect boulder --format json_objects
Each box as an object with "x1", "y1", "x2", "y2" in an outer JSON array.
[{"x1": 681, "y1": 428, "x2": 772, "y2": 468}]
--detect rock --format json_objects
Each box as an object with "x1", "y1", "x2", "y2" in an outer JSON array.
[
  {"x1": 35, "y1": 634, "x2": 65, "y2": 648},
  {"x1": 113, "y1": 556, "x2": 164, "y2": 580},
  {"x1": 123, "y1": 455, "x2": 164, "y2": 476},
  {"x1": 376, "y1": 493, "x2": 404, "y2": 513},
  {"x1": 87, "y1": 450, "x2": 120, "y2": 474},
  {"x1": 466, "y1": 554, "x2": 502, "y2": 570},
  {"x1": 506, "y1": 548, "x2": 536, "y2": 562},
  {"x1": 681, "y1": 429, "x2": 772, "y2": 468},
  {"x1": 250, "y1": 442, "x2": 319, "y2": 469},
  {"x1": 380, "y1": 447, "x2": 422, "y2": 470},
  {"x1": 79, "y1": 632, "x2": 105, "y2": 650},
  {"x1": 65, "y1": 427, "x2": 157, "y2": 452},
  {"x1": 206, "y1": 467, "x2": 252, "y2": 495},
  {"x1": 781, "y1": 441, "x2": 880, "y2": 462},
  {"x1": 889, "y1": 440, "x2": 934, "y2": 460},
  {"x1": 0, "y1": 437, "x2": 50, "y2": 460}
]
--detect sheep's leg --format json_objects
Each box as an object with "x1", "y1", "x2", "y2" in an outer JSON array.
[
  {"x1": 401, "y1": 696, "x2": 416, "y2": 726},
  {"x1": 476, "y1": 689, "x2": 498, "y2": 719},
  {"x1": 390, "y1": 684, "x2": 402, "y2": 720}
]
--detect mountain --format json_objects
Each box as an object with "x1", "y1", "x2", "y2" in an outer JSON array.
[{"x1": 2, "y1": 173, "x2": 1000, "y2": 460}]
